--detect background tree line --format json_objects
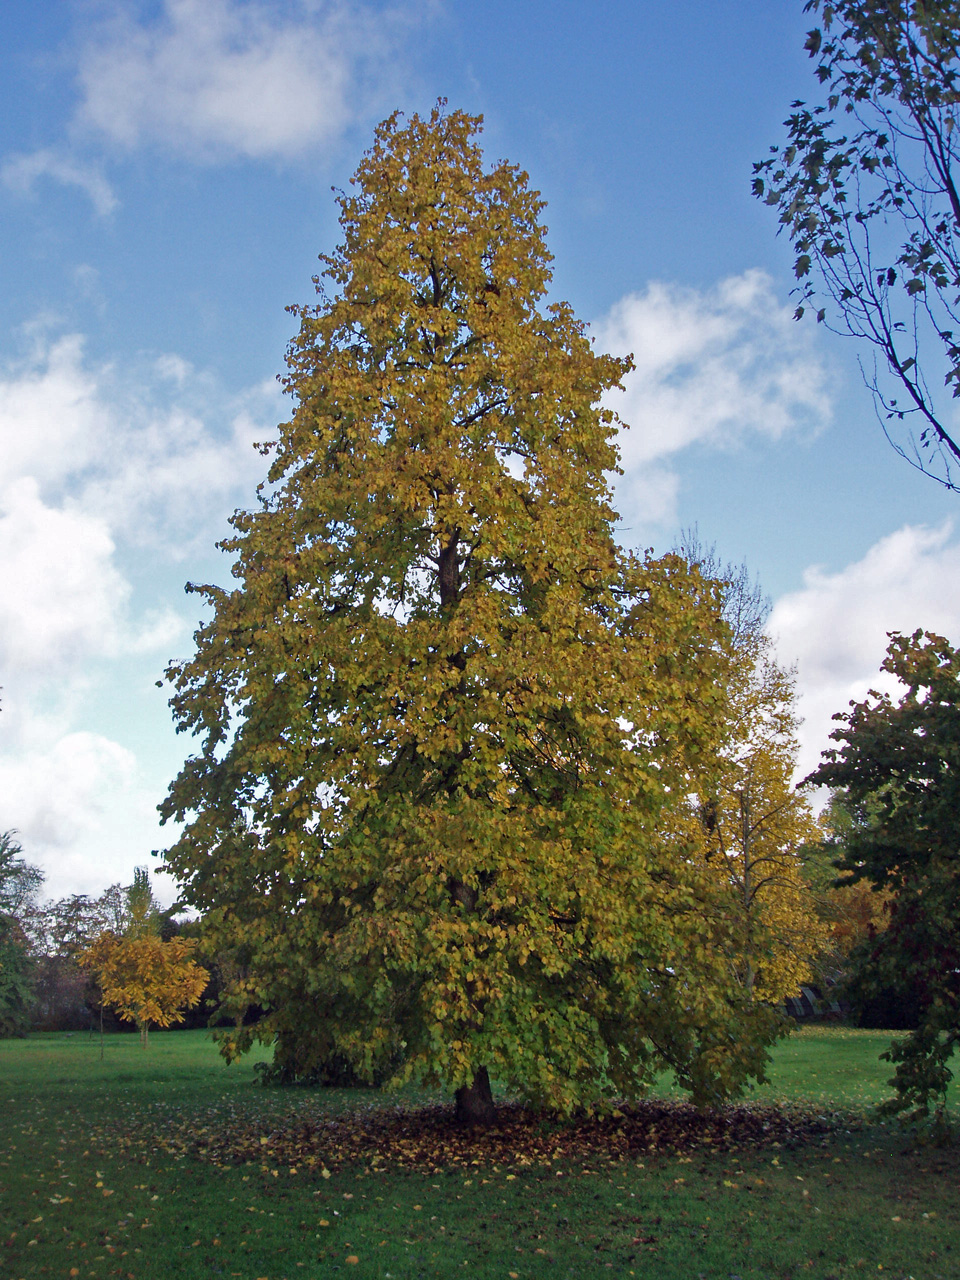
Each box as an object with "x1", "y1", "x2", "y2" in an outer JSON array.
[{"x1": 0, "y1": 847, "x2": 211, "y2": 1040}]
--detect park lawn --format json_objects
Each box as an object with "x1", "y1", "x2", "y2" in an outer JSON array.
[{"x1": 1, "y1": 1027, "x2": 958, "y2": 1280}]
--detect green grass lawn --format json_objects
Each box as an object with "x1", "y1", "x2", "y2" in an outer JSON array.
[{"x1": 2, "y1": 1026, "x2": 958, "y2": 1280}]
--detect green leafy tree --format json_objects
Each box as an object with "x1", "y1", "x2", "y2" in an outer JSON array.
[
  {"x1": 161, "y1": 105, "x2": 784, "y2": 1122},
  {"x1": 124, "y1": 867, "x2": 161, "y2": 938},
  {"x1": 0, "y1": 925, "x2": 34, "y2": 1038},
  {"x1": 0, "y1": 831, "x2": 43, "y2": 1037},
  {"x1": 808, "y1": 630, "x2": 960, "y2": 1132},
  {"x1": 0, "y1": 830, "x2": 43, "y2": 916},
  {"x1": 754, "y1": 0, "x2": 960, "y2": 490}
]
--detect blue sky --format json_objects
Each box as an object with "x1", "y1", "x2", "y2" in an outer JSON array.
[{"x1": 2, "y1": 0, "x2": 959, "y2": 904}]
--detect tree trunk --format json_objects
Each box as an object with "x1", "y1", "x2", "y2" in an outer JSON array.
[
  {"x1": 440, "y1": 525, "x2": 493, "y2": 1126},
  {"x1": 439, "y1": 527, "x2": 492, "y2": 1126},
  {"x1": 455, "y1": 1066, "x2": 496, "y2": 1126},
  {"x1": 438, "y1": 528, "x2": 461, "y2": 610}
]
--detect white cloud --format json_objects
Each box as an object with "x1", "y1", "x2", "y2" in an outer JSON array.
[
  {"x1": 595, "y1": 270, "x2": 831, "y2": 525},
  {"x1": 0, "y1": 334, "x2": 106, "y2": 493},
  {"x1": 0, "y1": 730, "x2": 137, "y2": 851},
  {"x1": 0, "y1": 332, "x2": 258, "y2": 674},
  {"x1": 769, "y1": 523, "x2": 960, "y2": 783},
  {"x1": 1, "y1": 2, "x2": 424, "y2": 211},
  {"x1": 83, "y1": 401, "x2": 273, "y2": 549},
  {"x1": 0, "y1": 478, "x2": 129, "y2": 672},
  {"x1": 611, "y1": 463, "x2": 679, "y2": 529},
  {"x1": 0, "y1": 725, "x2": 178, "y2": 901},
  {"x1": 1, "y1": 148, "x2": 118, "y2": 215},
  {"x1": 0, "y1": 332, "x2": 276, "y2": 544},
  {"x1": 0, "y1": 330, "x2": 278, "y2": 900},
  {"x1": 74, "y1": 0, "x2": 412, "y2": 163}
]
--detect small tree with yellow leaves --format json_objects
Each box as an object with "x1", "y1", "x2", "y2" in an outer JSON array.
[
  {"x1": 699, "y1": 635, "x2": 826, "y2": 1003},
  {"x1": 677, "y1": 534, "x2": 825, "y2": 1005},
  {"x1": 81, "y1": 869, "x2": 206, "y2": 1047}
]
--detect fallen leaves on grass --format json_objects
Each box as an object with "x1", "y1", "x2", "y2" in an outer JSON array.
[{"x1": 96, "y1": 1098, "x2": 859, "y2": 1177}]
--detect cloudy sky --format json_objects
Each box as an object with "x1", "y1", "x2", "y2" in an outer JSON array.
[{"x1": 2, "y1": 0, "x2": 958, "y2": 905}]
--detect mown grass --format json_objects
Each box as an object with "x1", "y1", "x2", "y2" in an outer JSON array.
[{"x1": 2, "y1": 1026, "x2": 958, "y2": 1280}]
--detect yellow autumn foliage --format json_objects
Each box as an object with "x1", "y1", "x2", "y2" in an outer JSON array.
[
  {"x1": 161, "y1": 106, "x2": 786, "y2": 1113},
  {"x1": 81, "y1": 931, "x2": 207, "y2": 1045},
  {"x1": 696, "y1": 634, "x2": 826, "y2": 1003}
]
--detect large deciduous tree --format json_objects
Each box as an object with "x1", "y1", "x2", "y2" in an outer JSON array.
[
  {"x1": 161, "y1": 106, "x2": 783, "y2": 1122},
  {"x1": 754, "y1": 0, "x2": 960, "y2": 490},
  {"x1": 808, "y1": 630, "x2": 960, "y2": 1132}
]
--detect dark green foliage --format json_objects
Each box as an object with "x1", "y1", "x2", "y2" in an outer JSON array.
[
  {"x1": 808, "y1": 629, "x2": 960, "y2": 1131},
  {"x1": 0, "y1": 831, "x2": 42, "y2": 1037},
  {"x1": 0, "y1": 829, "x2": 43, "y2": 916},
  {"x1": 29, "y1": 955, "x2": 97, "y2": 1032},
  {"x1": 842, "y1": 946, "x2": 922, "y2": 1031},
  {"x1": 0, "y1": 919, "x2": 34, "y2": 1037},
  {"x1": 254, "y1": 1049, "x2": 383, "y2": 1088}
]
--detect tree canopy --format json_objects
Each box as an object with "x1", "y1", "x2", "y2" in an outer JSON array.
[
  {"x1": 80, "y1": 868, "x2": 206, "y2": 1047},
  {"x1": 754, "y1": 0, "x2": 960, "y2": 490},
  {"x1": 676, "y1": 532, "x2": 824, "y2": 1004},
  {"x1": 161, "y1": 105, "x2": 785, "y2": 1121},
  {"x1": 808, "y1": 629, "x2": 960, "y2": 1130},
  {"x1": 700, "y1": 636, "x2": 825, "y2": 1005},
  {"x1": 0, "y1": 831, "x2": 43, "y2": 1037},
  {"x1": 801, "y1": 792, "x2": 896, "y2": 1005},
  {"x1": 0, "y1": 830, "x2": 44, "y2": 919}
]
